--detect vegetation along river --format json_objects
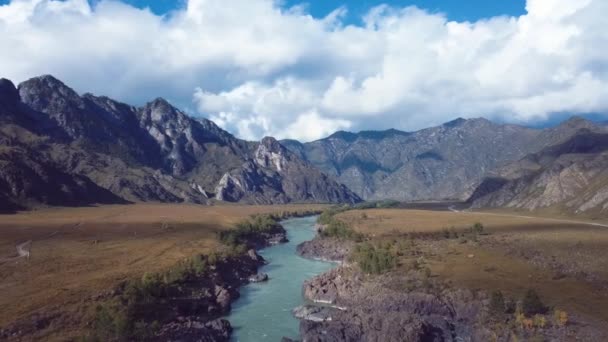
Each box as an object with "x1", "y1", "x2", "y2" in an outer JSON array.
[{"x1": 227, "y1": 216, "x2": 334, "y2": 341}]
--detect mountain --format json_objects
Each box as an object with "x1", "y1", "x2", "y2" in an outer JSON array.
[
  {"x1": 215, "y1": 137, "x2": 358, "y2": 204},
  {"x1": 468, "y1": 130, "x2": 608, "y2": 214},
  {"x1": 282, "y1": 117, "x2": 607, "y2": 202},
  {"x1": 0, "y1": 75, "x2": 360, "y2": 210}
]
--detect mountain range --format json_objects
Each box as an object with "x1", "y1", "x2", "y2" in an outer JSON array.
[
  {"x1": 282, "y1": 117, "x2": 608, "y2": 205},
  {"x1": 0, "y1": 75, "x2": 360, "y2": 212},
  {"x1": 1, "y1": 75, "x2": 607, "y2": 214}
]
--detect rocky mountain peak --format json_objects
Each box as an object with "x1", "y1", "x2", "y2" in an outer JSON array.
[
  {"x1": 557, "y1": 116, "x2": 595, "y2": 130},
  {"x1": 255, "y1": 137, "x2": 288, "y2": 171},
  {"x1": 259, "y1": 136, "x2": 284, "y2": 151},
  {"x1": 0, "y1": 79, "x2": 20, "y2": 118},
  {"x1": 142, "y1": 98, "x2": 184, "y2": 124},
  {"x1": 18, "y1": 75, "x2": 81, "y2": 105},
  {"x1": 0, "y1": 78, "x2": 19, "y2": 105},
  {"x1": 443, "y1": 117, "x2": 467, "y2": 127}
]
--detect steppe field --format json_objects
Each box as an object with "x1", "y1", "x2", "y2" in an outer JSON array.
[
  {"x1": 0, "y1": 203, "x2": 326, "y2": 337},
  {"x1": 337, "y1": 208, "x2": 608, "y2": 326}
]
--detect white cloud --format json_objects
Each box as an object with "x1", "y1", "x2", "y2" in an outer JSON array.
[{"x1": 1, "y1": 0, "x2": 607, "y2": 141}]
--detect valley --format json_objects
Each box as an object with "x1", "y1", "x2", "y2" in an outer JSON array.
[
  {"x1": 1, "y1": 75, "x2": 608, "y2": 341},
  {"x1": 3, "y1": 203, "x2": 607, "y2": 341},
  {"x1": 0, "y1": 203, "x2": 326, "y2": 340}
]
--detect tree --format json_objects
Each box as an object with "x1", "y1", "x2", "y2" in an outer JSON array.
[
  {"x1": 489, "y1": 290, "x2": 505, "y2": 316},
  {"x1": 522, "y1": 289, "x2": 546, "y2": 316}
]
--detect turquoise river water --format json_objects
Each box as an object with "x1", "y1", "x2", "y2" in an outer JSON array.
[{"x1": 227, "y1": 216, "x2": 334, "y2": 341}]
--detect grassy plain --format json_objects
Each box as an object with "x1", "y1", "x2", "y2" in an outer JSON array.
[
  {"x1": 337, "y1": 208, "x2": 608, "y2": 326},
  {"x1": 0, "y1": 203, "x2": 326, "y2": 337}
]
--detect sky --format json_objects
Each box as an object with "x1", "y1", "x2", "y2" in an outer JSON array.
[
  {"x1": 0, "y1": 0, "x2": 607, "y2": 141},
  {"x1": 84, "y1": 0, "x2": 527, "y2": 22}
]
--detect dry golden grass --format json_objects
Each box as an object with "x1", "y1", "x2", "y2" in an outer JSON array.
[
  {"x1": 427, "y1": 241, "x2": 608, "y2": 323},
  {"x1": 337, "y1": 208, "x2": 608, "y2": 235},
  {"x1": 0, "y1": 203, "x2": 326, "y2": 334},
  {"x1": 338, "y1": 208, "x2": 608, "y2": 325}
]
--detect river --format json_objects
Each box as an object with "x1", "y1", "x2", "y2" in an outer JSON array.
[{"x1": 227, "y1": 216, "x2": 334, "y2": 341}]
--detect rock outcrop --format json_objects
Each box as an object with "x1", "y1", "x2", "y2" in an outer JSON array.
[
  {"x1": 298, "y1": 265, "x2": 490, "y2": 342},
  {"x1": 296, "y1": 237, "x2": 354, "y2": 262},
  {"x1": 215, "y1": 137, "x2": 361, "y2": 204}
]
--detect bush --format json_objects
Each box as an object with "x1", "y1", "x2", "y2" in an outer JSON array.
[
  {"x1": 91, "y1": 303, "x2": 132, "y2": 341},
  {"x1": 489, "y1": 290, "x2": 505, "y2": 316},
  {"x1": 351, "y1": 242, "x2": 397, "y2": 274},
  {"x1": 533, "y1": 315, "x2": 547, "y2": 328},
  {"x1": 522, "y1": 289, "x2": 546, "y2": 316},
  {"x1": 219, "y1": 214, "x2": 282, "y2": 246},
  {"x1": 472, "y1": 222, "x2": 484, "y2": 234},
  {"x1": 320, "y1": 219, "x2": 363, "y2": 241},
  {"x1": 554, "y1": 309, "x2": 568, "y2": 327}
]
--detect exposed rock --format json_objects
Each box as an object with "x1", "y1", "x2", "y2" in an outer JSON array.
[
  {"x1": 282, "y1": 116, "x2": 608, "y2": 202},
  {"x1": 296, "y1": 237, "x2": 354, "y2": 262},
  {"x1": 248, "y1": 273, "x2": 269, "y2": 283},
  {"x1": 156, "y1": 318, "x2": 232, "y2": 342},
  {"x1": 292, "y1": 305, "x2": 334, "y2": 322},
  {"x1": 215, "y1": 137, "x2": 361, "y2": 204},
  {"x1": 214, "y1": 286, "x2": 232, "y2": 311}
]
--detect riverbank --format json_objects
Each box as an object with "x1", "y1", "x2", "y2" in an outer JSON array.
[
  {"x1": 293, "y1": 210, "x2": 608, "y2": 342},
  {"x1": 0, "y1": 206, "x2": 325, "y2": 341}
]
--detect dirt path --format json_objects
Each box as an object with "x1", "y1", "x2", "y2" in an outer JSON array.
[
  {"x1": 0, "y1": 241, "x2": 31, "y2": 264},
  {"x1": 16, "y1": 241, "x2": 31, "y2": 258}
]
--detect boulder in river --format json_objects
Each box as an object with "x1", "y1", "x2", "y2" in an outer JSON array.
[{"x1": 249, "y1": 273, "x2": 269, "y2": 283}]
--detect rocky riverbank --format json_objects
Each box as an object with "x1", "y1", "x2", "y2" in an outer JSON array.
[
  {"x1": 1, "y1": 217, "x2": 291, "y2": 342},
  {"x1": 294, "y1": 234, "x2": 607, "y2": 341},
  {"x1": 142, "y1": 222, "x2": 291, "y2": 341},
  {"x1": 296, "y1": 236, "x2": 354, "y2": 262},
  {"x1": 153, "y1": 249, "x2": 270, "y2": 341}
]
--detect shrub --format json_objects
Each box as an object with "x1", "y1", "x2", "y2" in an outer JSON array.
[
  {"x1": 522, "y1": 289, "x2": 546, "y2": 316},
  {"x1": 533, "y1": 315, "x2": 547, "y2": 328},
  {"x1": 505, "y1": 298, "x2": 516, "y2": 314},
  {"x1": 91, "y1": 303, "x2": 132, "y2": 341},
  {"x1": 351, "y1": 242, "x2": 397, "y2": 274},
  {"x1": 219, "y1": 214, "x2": 282, "y2": 246},
  {"x1": 320, "y1": 219, "x2": 363, "y2": 241},
  {"x1": 472, "y1": 222, "x2": 484, "y2": 234},
  {"x1": 554, "y1": 309, "x2": 568, "y2": 327},
  {"x1": 489, "y1": 290, "x2": 505, "y2": 316}
]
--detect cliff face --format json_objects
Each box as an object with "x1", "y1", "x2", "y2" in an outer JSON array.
[
  {"x1": 215, "y1": 137, "x2": 361, "y2": 204},
  {"x1": 0, "y1": 75, "x2": 359, "y2": 209},
  {"x1": 468, "y1": 131, "x2": 608, "y2": 213}
]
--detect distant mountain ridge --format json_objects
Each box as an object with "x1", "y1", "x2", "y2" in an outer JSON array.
[
  {"x1": 282, "y1": 116, "x2": 608, "y2": 204},
  {"x1": 468, "y1": 129, "x2": 608, "y2": 214},
  {"x1": 0, "y1": 75, "x2": 360, "y2": 211}
]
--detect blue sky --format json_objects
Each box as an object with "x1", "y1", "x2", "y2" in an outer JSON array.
[
  {"x1": 1, "y1": 0, "x2": 606, "y2": 141},
  {"x1": 0, "y1": 0, "x2": 526, "y2": 22},
  {"x1": 82, "y1": 0, "x2": 526, "y2": 22}
]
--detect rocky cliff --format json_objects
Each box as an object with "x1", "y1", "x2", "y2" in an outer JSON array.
[{"x1": 0, "y1": 75, "x2": 359, "y2": 209}]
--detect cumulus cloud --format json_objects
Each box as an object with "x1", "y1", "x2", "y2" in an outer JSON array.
[{"x1": 1, "y1": 0, "x2": 607, "y2": 141}]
